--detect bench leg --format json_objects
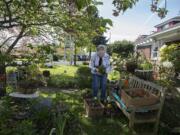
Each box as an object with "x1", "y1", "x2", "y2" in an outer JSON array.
[
  {"x1": 129, "y1": 120, "x2": 134, "y2": 129},
  {"x1": 129, "y1": 111, "x2": 135, "y2": 129},
  {"x1": 153, "y1": 120, "x2": 159, "y2": 135}
]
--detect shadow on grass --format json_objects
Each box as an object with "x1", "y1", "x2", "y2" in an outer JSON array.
[{"x1": 40, "y1": 90, "x2": 136, "y2": 135}]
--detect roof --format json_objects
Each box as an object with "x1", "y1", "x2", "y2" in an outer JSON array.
[
  {"x1": 150, "y1": 23, "x2": 180, "y2": 38},
  {"x1": 155, "y1": 16, "x2": 180, "y2": 28},
  {"x1": 135, "y1": 35, "x2": 148, "y2": 43}
]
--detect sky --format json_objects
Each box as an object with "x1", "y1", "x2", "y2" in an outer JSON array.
[{"x1": 98, "y1": 0, "x2": 180, "y2": 42}]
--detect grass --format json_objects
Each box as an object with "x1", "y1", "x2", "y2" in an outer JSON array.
[
  {"x1": 7, "y1": 65, "x2": 120, "y2": 80},
  {"x1": 41, "y1": 65, "x2": 120, "y2": 80},
  {"x1": 40, "y1": 88, "x2": 180, "y2": 135},
  {"x1": 40, "y1": 65, "x2": 80, "y2": 77},
  {"x1": 40, "y1": 89, "x2": 135, "y2": 135},
  {"x1": 5, "y1": 65, "x2": 179, "y2": 135}
]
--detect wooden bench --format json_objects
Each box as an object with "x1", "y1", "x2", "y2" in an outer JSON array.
[{"x1": 112, "y1": 76, "x2": 166, "y2": 135}]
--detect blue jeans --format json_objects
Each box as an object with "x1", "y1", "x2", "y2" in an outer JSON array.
[{"x1": 92, "y1": 74, "x2": 107, "y2": 100}]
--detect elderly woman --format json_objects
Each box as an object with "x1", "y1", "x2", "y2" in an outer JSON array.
[{"x1": 89, "y1": 45, "x2": 111, "y2": 101}]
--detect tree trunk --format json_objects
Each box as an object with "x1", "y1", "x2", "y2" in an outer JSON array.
[
  {"x1": 64, "y1": 47, "x2": 66, "y2": 61},
  {"x1": 0, "y1": 62, "x2": 6, "y2": 96},
  {"x1": 74, "y1": 44, "x2": 77, "y2": 66},
  {"x1": 89, "y1": 44, "x2": 92, "y2": 60}
]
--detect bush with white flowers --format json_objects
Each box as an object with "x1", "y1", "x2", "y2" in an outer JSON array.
[{"x1": 158, "y1": 60, "x2": 175, "y2": 87}]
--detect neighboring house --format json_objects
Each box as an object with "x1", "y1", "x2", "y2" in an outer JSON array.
[
  {"x1": 135, "y1": 35, "x2": 153, "y2": 59},
  {"x1": 135, "y1": 16, "x2": 180, "y2": 62}
]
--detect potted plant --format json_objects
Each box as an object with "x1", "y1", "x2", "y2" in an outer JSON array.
[
  {"x1": 97, "y1": 65, "x2": 106, "y2": 75},
  {"x1": 135, "y1": 54, "x2": 154, "y2": 80},
  {"x1": 136, "y1": 60, "x2": 153, "y2": 80},
  {"x1": 18, "y1": 79, "x2": 38, "y2": 94},
  {"x1": 84, "y1": 98, "x2": 104, "y2": 117},
  {"x1": 16, "y1": 64, "x2": 45, "y2": 94}
]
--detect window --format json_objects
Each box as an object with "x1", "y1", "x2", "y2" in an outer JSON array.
[
  {"x1": 152, "y1": 47, "x2": 158, "y2": 58},
  {"x1": 162, "y1": 24, "x2": 169, "y2": 30}
]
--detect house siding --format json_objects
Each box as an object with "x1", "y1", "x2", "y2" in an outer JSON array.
[{"x1": 137, "y1": 46, "x2": 151, "y2": 59}]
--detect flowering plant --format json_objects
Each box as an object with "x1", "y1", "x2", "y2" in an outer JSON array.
[
  {"x1": 110, "y1": 54, "x2": 126, "y2": 72},
  {"x1": 158, "y1": 61, "x2": 175, "y2": 87},
  {"x1": 97, "y1": 65, "x2": 106, "y2": 75},
  {"x1": 162, "y1": 61, "x2": 173, "y2": 69},
  {"x1": 160, "y1": 44, "x2": 180, "y2": 73}
]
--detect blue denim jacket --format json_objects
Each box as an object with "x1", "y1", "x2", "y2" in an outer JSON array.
[{"x1": 89, "y1": 53, "x2": 111, "y2": 74}]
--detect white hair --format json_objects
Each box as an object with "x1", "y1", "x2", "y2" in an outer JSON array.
[{"x1": 97, "y1": 45, "x2": 106, "y2": 51}]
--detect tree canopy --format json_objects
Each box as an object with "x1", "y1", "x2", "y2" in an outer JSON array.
[
  {"x1": 0, "y1": 0, "x2": 113, "y2": 55},
  {"x1": 108, "y1": 40, "x2": 134, "y2": 57},
  {"x1": 0, "y1": 0, "x2": 168, "y2": 57},
  {"x1": 112, "y1": 0, "x2": 168, "y2": 18}
]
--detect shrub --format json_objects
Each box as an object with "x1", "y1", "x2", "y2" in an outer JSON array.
[
  {"x1": 139, "y1": 61, "x2": 153, "y2": 70},
  {"x1": 48, "y1": 74, "x2": 77, "y2": 88},
  {"x1": 13, "y1": 120, "x2": 37, "y2": 135},
  {"x1": 47, "y1": 66, "x2": 92, "y2": 89},
  {"x1": 160, "y1": 44, "x2": 180, "y2": 73},
  {"x1": 125, "y1": 54, "x2": 138, "y2": 73},
  {"x1": 107, "y1": 40, "x2": 134, "y2": 57},
  {"x1": 75, "y1": 66, "x2": 92, "y2": 88},
  {"x1": 82, "y1": 61, "x2": 89, "y2": 65},
  {"x1": 43, "y1": 70, "x2": 51, "y2": 77},
  {"x1": 53, "y1": 55, "x2": 59, "y2": 61},
  {"x1": 126, "y1": 61, "x2": 138, "y2": 73}
]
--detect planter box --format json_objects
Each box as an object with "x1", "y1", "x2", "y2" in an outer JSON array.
[
  {"x1": 82, "y1": 92, "x2": 92, "y2": 99},
  {"x1": 135, "y1": 69, "x2": 153, "y2": 80},
  {"x1": 121, "y1": 88, "x2": 159, "y2": 108},
  {"x1": 84, "y1": 98, "x2": 104, "y2": 117}
]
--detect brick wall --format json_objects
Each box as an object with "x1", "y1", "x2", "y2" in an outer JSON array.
[{"x1": 137, "y1": 46, "x2": 151, "y2": 59}]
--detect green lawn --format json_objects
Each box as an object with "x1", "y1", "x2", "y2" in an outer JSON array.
[
  {"x1": 41, "y1": 65, "x2": 80, "y2": 77},
  {"x1": 7, "y1": 65, "x2": 120, "y2": 80},
  {"x1": 41, "y1": 65, "x2": 120, "y2": 80}
]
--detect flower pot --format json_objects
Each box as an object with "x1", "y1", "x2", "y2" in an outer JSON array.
[
  {"x1": 84, "y1": 98, "x2": 104, "y2": 117},
  {"x1": 135, "y1": 69, "x2": 153, "y2": 80},
  {"x1": 18, "y1": 80, "x2": 38, "y2": 94},
  {"x1": 153, "y1": 71, "x2": 158, "y2": 80},
  {"x1": 124, "y1": 79, "x2": 129, "y2": 89}
]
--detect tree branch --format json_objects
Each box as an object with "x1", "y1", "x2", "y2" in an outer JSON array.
[
  {"x1": 5, "y1": 26, "x2": 26, "y2": 54},
  {"x1": 0, "y1": 0, "x2": 20, "y2": 29},
  {"x1": 0, "y1": 35, "x2": 18, "y2": 48},
  {"x1": 3, "y1": 0, "x2": 12, "y2": 26}
]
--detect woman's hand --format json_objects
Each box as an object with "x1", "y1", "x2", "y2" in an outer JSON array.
[
  {"x1": 95, "y1": 68, "x2": 102, "y2": 75},
  {"x1": 95, "y1": 68, "x2": 99, "y2": 72}
]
